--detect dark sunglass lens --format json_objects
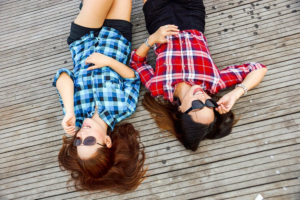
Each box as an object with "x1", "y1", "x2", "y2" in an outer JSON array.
[
  {"x1": 206, "y1": 99, "x2": 218, "y2": 107},
  {"x1": 83, "y1": 136, "x2": 96, "y2": 146},
  {"x1": 74, "y1": 137, "x2": 82, "y2": 146},
  {"x1": 192, "y1": 100, "x2": 204, "y2": 109}
]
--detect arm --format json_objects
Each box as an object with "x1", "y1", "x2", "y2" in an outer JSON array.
[
  {"x1": 56, "y1": 73, "x2": 74, "y2": 113},
  {"x1": 135, "y1": 24, "x2": 179, "y2": 57},
  {"x1": 216, "y1": 63, "x2": 268, "y2": 114},
  {"x1": 231, "y1": 67, "x2": 268, "y2": 97},
  {"x1": 130, "y1": 25, "x2": 180, "y2": 88},
  {"x1": 85, "y1": 53, "x2": 136, "y2": 78},
  {"x1": 52, "y1": 69, "x2": 76, "y2": 135}
]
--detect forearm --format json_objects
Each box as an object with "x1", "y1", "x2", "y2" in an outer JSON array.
[
  {"x1": 56, "y1": 73, "x2": 74, "y2": 113},
  {"x1": 109, "y1": 58, "x2": 136, "y2": 79},
  {"x1": 135, "y1": 35, "x2": 155, "y2": 57},
  {"x1": 231, "y1": 68, "x2": 268, "y2": 98}
]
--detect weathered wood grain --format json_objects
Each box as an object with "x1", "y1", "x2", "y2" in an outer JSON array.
[{"x1": 1, "y1": 0, "x2": 300, "y2": 199}]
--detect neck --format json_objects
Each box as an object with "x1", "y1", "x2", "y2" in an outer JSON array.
[
  {"x1": 174, "y1": 82, "x2": 191, "y2": 102},
  {"x1": 92, "y1": 108, "x2": 109, "y2": 133}
]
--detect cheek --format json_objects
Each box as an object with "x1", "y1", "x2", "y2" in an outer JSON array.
[{"x1": 90, "y1": 129, "x2": 105, "y2": 141}]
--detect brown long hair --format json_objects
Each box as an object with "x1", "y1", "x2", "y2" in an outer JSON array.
[
  {"x1": 58, "y1": 123, "x2": 147, "y2": 193},
  {"x1": 142, "y1": 92, "x2": 238, "y2": 151}
]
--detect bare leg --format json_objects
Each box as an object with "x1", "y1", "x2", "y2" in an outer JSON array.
[
  {"x1": 143, "y1": 0, "x2": 147, "y2": 4},
  {"x1": 106, "y1": 0, "x2": 132, "y2": 22},
  {"x1": 74, "y1": 0, "x2": 114, "y2": 28}
]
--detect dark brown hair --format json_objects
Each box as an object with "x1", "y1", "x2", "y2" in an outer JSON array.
[
  {"x1": 58, "y1": 123, "x2": 147, "y2": 193},
  {"x1": 142, "y1": 92, "x2": 238, "y2": 151}
]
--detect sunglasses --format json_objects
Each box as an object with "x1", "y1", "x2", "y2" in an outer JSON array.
[
  {"x1": 184, "y1": 99, "x2": 218, "y2": 114},
  {"x1": 73, "y1": 136, "x2": 106, "y2": 147}
]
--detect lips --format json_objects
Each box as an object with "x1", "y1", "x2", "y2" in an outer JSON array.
[
  {"x1": 82, "y1": 123, "x2": 91, "y2": 129},
  {"x1": 193, "y1": 88, "x2": 204, "y2": 95}
]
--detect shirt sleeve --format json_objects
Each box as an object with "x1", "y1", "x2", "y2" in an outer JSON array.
[
  {"x1": 130, "y1": 50, "x2": 154, "y2": 89},
  {"x1": 52, "y1": 68, "x2": 74, "y2": 115},
  {"x1": 218, "y1": 62, "x2": 267, "y2": 90},
  {"x1": 115, "y1": 70, "x2": 141, "y2": 123}
]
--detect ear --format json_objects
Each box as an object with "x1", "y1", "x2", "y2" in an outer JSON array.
[{"x1": 105, "y1": 136, "x2": 112, "y2": 148}]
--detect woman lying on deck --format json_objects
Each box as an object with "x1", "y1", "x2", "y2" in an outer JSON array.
[
  {"x1": 130, "y1": 0, "x2": 268, "y2": 151},
  {"x1": 52, "y1": 0, "x2": 147, "y2": 193}
]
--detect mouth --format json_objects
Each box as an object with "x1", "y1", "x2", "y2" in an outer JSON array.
[
  {"x1": 193, "y1": 88, "x2": 204, "y2": 95},
  {"x1": 82, "y1": 123, "x2": 91, "y2": 129}
]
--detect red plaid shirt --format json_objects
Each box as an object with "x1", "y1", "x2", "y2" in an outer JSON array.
[{"x1": 130, "y1": 30, "x2": 267, "y2": 102}]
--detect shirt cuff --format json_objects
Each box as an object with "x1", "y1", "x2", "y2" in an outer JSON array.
[
  {"x1": 52, "y1": 68, "x2": 74, "y2": 87},
  {"x1": 131, "y1": 49, "x2": 148, "y2": 63},
  {"x1": 248, "y1": 62, "x2": 267, "y2": 71},
  {"x1": 122, "y1": 70, "x2": 140, "y2": 82}
]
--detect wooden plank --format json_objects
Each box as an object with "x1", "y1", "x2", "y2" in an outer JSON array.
[
  {"x1": 198, "y1": 179, "x2": 300, "y2": 200},
  {"x1": 34, "y1": 144, "x2": 300, "y2": 199},
  {"x1": 16, "y1": 146, "x2": 300, "y2": 199},
  {"x1": 1, "y1": 118, "x2": 299, "y2": 183},
  {"x1": 1, "y1": 0, "x2": 300, "y2": 199},
  {"x1": 229, "y1": 184, "x2": 300, "y2": 200}
]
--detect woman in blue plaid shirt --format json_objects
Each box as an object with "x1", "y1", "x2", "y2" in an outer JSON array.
[{"x1": 52, "y1": 0, "x2": 147, "y2": 193}]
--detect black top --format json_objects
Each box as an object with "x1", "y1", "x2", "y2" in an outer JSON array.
[{"x1": 143, "y1": 0, "x2": 206, "y2": 35}]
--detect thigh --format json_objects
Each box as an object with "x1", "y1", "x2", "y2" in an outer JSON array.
[
  {"x1": 74, "y1": 0, "x2": 114, "y2": 28},
  {"x1": 106, "y1": 0, "x2": 132, "y2": 22}
]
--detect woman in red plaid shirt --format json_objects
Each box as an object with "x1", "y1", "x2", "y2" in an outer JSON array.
[{"x1": 130, "y1": 0, "x2": 268, "y2": 151}]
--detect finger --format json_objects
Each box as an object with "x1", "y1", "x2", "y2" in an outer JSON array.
[
  {"x1": 166, "y1": 28, "x2": 180, "y2": 32},
  {"x1": 221, "y1": 104, "x2": 229, "y2": 112},
  {"x1": 66, "y1": 130, "x2": 75, "y2": 136},
  {"x1": 166, "y1": 24, "x2": 178, "y2": 29},
  {"x1": 217, "y1": 99, "x2": 223, "y2": 105},
  {"x1": 222, "y1": 104, "x2": 230, "y2": 111},
  {"x1": 87, "y1": 67, "x2": 94, "y2": 71},
  {"x1": 65, "y1": 126, "x2": 75, "y2": 131},
  {"x1": 85, "y1": 58, "x2": 91, "y2": 65},
  {"x1": 165, "y1": 31, "x2": 180, "y2": 36}
]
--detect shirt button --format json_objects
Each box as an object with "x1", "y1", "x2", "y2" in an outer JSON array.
[
  {"x1": 182, "y1": 52, "x2": 185, "y2": 55},
  {"x1": 94, "y1": 91, "x2": 96, "y2": 94},
  {"x1": 181, "y1": 41, "x2": 184, "y2": 43},
  {"x1": 183, "y1": 65, "x2": 185, "y2": 68},
  {"x1": 164, "y1": 62, "x2": 166, "y2": 65}
]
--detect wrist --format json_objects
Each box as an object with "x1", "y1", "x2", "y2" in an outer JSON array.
[
  {"x1": 65, "y1": 107, "x2": 74, "y2": 114},
  {"x1": 232, "y1": 87, "x2": 245, "y2": 99},
  {"x1": 106, "y1": 56, "x2": 114, "y2": 67},
  {"x1": 148, "y1": 35, "x2": 156, "y2": 46}
]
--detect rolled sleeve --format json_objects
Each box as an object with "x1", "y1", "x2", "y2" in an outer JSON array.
[
  {"x1": 130, "y1": 50, "x2": 154, "y2": 89},
  {"x1": 52, "y1": 68, "x2": 74, "y2": 88},
  {"x1": 52, "y1": 68, "x2": 74, "y2": 115},
  {"x1": 218, "y1": 62, "x2": 267, "y2": 90}
]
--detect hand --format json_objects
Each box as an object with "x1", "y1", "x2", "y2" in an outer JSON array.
[
  {"x1": 85, "y1": 53, "x2": 112, "y2": 71},
  {"x1": 216, "y1": 91, "x2": 240, "y2": 114},
  {"x1": 148, "y1": 25, "x2": 180, "y2": 45},
  {"x1": 61, "y1": 112, "x2": 76, "y2": 135}
]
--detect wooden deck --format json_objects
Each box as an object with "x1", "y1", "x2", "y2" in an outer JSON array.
[{"x1": 1, "y1": 0, "x2": 300, "y2": 199}]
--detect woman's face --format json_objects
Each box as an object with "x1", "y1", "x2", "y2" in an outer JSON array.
[
  {"x1": 180, "y1": 85, "x2": 215, "y2": 124},
  {"x1": 76, "y1": 118, "x2": 111, "y2": 159}
]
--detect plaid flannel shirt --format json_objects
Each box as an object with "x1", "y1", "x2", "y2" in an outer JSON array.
[
  {"x1": 53, "y1": 27, "x2": 140, "y2": 130},
  {"x1": 130, "y1": 30, "x2": 266, "y2": 102}
]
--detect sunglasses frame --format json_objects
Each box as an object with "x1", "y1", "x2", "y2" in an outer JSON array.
[
  {"x1": 184, "y1": 99, "x2": 218, "y2": 114},
  {"x1": 73, "y1": 136, "x2": 106, "y2": 147}
]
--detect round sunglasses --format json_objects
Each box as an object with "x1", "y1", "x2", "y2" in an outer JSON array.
[
  {"x1": 73, "y1": 136, "x2": 106, "y2": 147},
  {"x1": 184, "y1": 99, "x2": 218, "y2": 114}
]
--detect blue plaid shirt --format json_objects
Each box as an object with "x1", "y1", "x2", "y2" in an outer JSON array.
[{"x1": 52, "y1": 27, "x2": 140, "y2": 130}]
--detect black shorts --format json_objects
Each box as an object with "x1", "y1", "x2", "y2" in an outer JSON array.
[
  {"x1": 143, "y1": 0, "x2": 206, "y2": 35},
  {"x1": 67, "y1": 19, "x2": 133, "y2": 45}
]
